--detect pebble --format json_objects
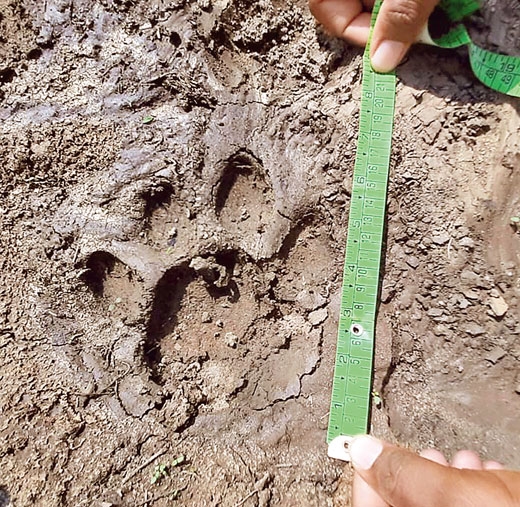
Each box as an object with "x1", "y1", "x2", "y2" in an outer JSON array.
[
  {"x1": 488, "y1": 296, "x2": 508, "y2": 317},
  {"x1": 489, "y1": 288, "x2": 500, "y2": 298},
  {"x1": 224, "y1": 332, "x2": 238, "y2": 348},
  {"x1": 296, "y1": 289, "x2": 326, "y2": 311},
  {"x1": 415, "y1": 294, "x2": 427, "y2": 308},
  {"x1": 515, "y1": 385, "x2": 520, "y2": 395},
  {"x1": 433, "y1": 324, "x2": 449, "y2": 336},
  {"x1": 308, "y1": 308, "x2": 328, "y2": 326},
  {"x1": 201, "y1": 312, "x2": 211, "y2": 323},
  {"x1": 465, "y1": 323, "x2": 485, "y2": 336},
  {"x1": 427, "y1": 308, "x2": 444, "y2": 318},
  {"x1": 484, "y1": 346, "x2": 507, "y2": 364},
  {"x1": 432, "y1": 233, "x2": 450, "y2": 245},
  {"x1": 458, "y1": 237, "x2": 475, "y2": 249},
  {"x1": 381, "y1": 284, "x2": 396, "y2": 303},
  {"x1": 458, "y1": 298, "x2": 471, "y2": 309},
  {"x1": 462, "y1": 288, "x2": 480, "y2": 300},
  {"x1": 406, "y1": 256, "x2": 420, "y2": 269},
  {"x1": 461, "y1": 269, "x2": 481, "y2": 284}
]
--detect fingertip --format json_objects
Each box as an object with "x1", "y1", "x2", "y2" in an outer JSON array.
[
  {"x1": 350, "y1": 435, "x2": 384, "y2": 471},
  {"x1": 370, "y1": 39, "x2": 408, "y2": 73},
  {"x1": 420, "y1": 448, "x2": 449, "y2": 466},
  {"x1": 483, "y1": 460, "x2": 505, "y2": 470},
  {"x1": 451, "y1": 450, "x2": 483, "y2": 470}
]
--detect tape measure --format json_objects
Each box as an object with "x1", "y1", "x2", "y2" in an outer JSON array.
[
  {"x1": 327, "y1": 0, "x2": 520, "y2": 445},
  {"x1": 327, "y1": 0, "x2": 396, "y2": 443},
  {"x1": 433, "y1": 0, "x2": 520, "y2": 97}
]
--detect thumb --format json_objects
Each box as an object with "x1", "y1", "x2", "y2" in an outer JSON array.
[
  {"x1": 370, "y1": 0, "x2": 440, "y2": 72},
  {"x1": 350, "y1": 435, "x2": 520, "y2": 507}
]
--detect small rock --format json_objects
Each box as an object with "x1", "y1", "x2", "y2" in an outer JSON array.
[
  {"x1": 296, "y1": 289, "x2": 326, "y2": 311},
  {"x1": 216, "y1": 320, "x2": 224, "y2": 328},
  {"x1": 201, "y1": 312, "x2": 212, "y2": 323},
  {"x1": 484, "y1": 346, "x2": 507, "y2": 364},
  {"x1": 432, "y1": 233, "x2": 450, "y2": 245},
  {"x1": 489, "y1": 288, "x2": 501, "y2": 298},
  {"x1": 322, "y1": 187, "x2": 337, "y2": 200},
  {"x1": 458, "y1": 298, "x2": 471, "y2": 309},
  {"x1": 459, "y1": 237, "x2": 475, "y2": 249},
  {"x1": 462, "y1": 288, "x2": 480, "y2": 300},
  {"x1": 258, "y1": 489, "x2": 271, "y2": 507},
  {"x1": 497, "y1": 282, "x2": 509, "y2": 292},
  {"x1": 190, "y1": 256, "x2": 211, "y2": 272},
  {"x1": 465, "y1": 323, "x2": 486, "y2": 336},
  {"x1": 343, "y1": 178, "x2": 352, "y2": 196},
  {"x1": 308, "y1": 308, "x2": 328, "y2": 326},
  {"x1": 155, "y1": 167, "x2": 174, "y2": 179},
  {"x1": 381, "y1": 283, "x2": 396, "y2": 303},
  {"x1": 406, "y1": 256, "x2": 420, "y2": 269},
  {"x1": 488, "y1": 296, "x2": 508, "y2": 318},
  {"x1": 461, "y1": 269, "x2": 481, "y2": 285},
  {"x1": 400, "y1": 331, "x2": 415, "y2": 353},
  {"x1": 433, "y1": 324, "x2": 449, "y2": 336},
  {"x1": 224, "y1": 332, "x2": 238, "y2": 348},
  {"x1": 515, "y1": 385, "x2": 520, "y2": 395},
  {"x1": 427, "y1": 308, "x2": 444, "y2": 318}
]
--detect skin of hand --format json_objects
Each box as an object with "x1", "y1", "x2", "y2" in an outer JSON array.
[
  {"x1": 349, "y1": 435, "x2": 520, "y2": 507},
  {"x1": 308, "y1": 0, "x2": 441, "y2": 72}
]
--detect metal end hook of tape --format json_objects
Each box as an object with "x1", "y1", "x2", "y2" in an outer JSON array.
[{"x1": 328, "y1": 436, "x2": 353, "y2": 462}]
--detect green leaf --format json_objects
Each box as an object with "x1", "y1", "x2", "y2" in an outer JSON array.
[{"x1": 171, "y1": 455, "x2": 185, "y2": 467}]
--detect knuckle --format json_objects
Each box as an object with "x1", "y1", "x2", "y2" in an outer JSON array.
[{"x1": 384, "y1": 0, "x2": 422, "y2": 28}]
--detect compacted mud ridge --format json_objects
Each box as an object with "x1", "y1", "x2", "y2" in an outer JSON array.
[{"x1": 1, "y1": 0, "x2": 519, "y2": 505}]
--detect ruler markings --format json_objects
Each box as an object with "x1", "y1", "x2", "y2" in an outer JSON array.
[
  {"x1": 327, "y1": 6, "x2": 396, "y2": 438},
  {"x1": 328, "y1": 0, "x2": 520, "y2": 445}
]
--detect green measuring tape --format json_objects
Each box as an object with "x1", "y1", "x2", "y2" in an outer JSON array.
[
  {"x1": 327, "y1": 0, "x2": 396, "y2": 444},
  {"x1": 327, "y1": 0, "x2": 520, "y2": 447},
  {"x1": 433, "y1": 0, "x2": 520, "y2": 97}
]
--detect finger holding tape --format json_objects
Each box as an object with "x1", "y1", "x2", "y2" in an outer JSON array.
[{"x1": 370, "y1": 0, "x2": 441, "y2": 72}]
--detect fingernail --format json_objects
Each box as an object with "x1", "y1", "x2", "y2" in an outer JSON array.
[
  {"x1": 350, "y1": 436, "x2": 383, "y2": 470},
  {"x1": 371, "y1": 40, "x2": 408, "y2": 73}
]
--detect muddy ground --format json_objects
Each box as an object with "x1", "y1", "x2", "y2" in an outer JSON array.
[{"x1": 0, "y1": 0, "x2": 519, "y2": 506}]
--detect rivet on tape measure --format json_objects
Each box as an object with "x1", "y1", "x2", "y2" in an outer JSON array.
[{"x1": 327, "y1": 0, "x2": 520, "y2": 453}]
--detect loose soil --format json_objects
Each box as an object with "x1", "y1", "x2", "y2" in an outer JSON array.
[{"x1": 0, "y1": 0, "x2": 519, "y2": 506}]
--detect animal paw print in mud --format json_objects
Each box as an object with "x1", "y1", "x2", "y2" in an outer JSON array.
[{"x1": 56, "y1": 147, "x2": 337, "y2": 420}]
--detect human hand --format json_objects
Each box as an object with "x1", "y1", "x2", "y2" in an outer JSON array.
[
  {"x1": 349, "y1": 435, "x2": 520, "y2": 506},
  {"x1": 309, "y1": 0, "x2": 440, "y2": 72}
]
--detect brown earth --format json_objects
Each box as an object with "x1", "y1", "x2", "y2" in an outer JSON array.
[{"x1": 0, "y1": 0, "x2": 519, "y2": 506}]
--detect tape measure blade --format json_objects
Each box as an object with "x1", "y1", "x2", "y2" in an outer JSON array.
[
  {"x1": 469, "y1": 44, "x2": 520, "y2": 97},
  {"x1": 328, "y1": 40, "x2": 396, "y2": 443}
]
